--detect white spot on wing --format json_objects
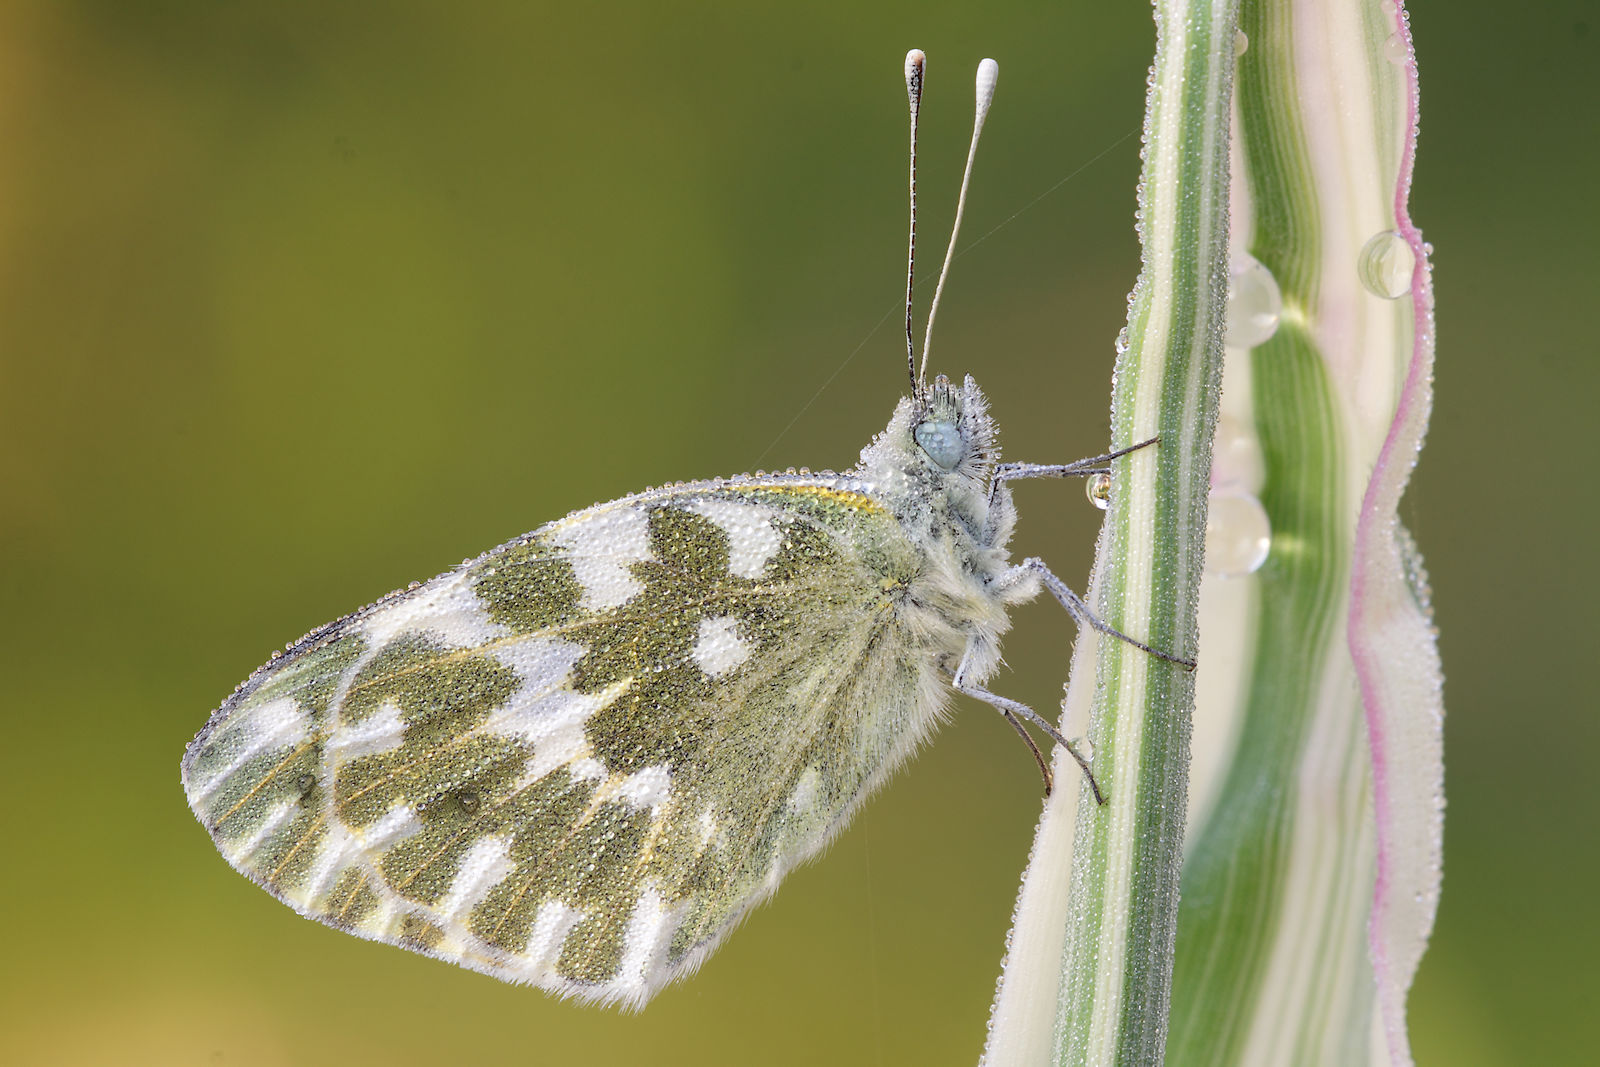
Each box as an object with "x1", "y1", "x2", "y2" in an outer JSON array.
[
  {"x1": 787, "y1": 767, "x2": 820, "y2": 815},
  {"x1": 486, "y1": 678, "x2": 631, "y2": 782},
  {"x1": 299, "y1": 804, "x2": 422, "y2": 904},
  {"x1": 362, "y1": 804, "x2": 423, "y2": 850},
  {"x1": 364, "y1": 572, "x2": 507, "y2": 649},
  {"x1": 569, "y1": 757, "x2": 607, "y2": 783},
  {"x1": 553, "y1": 506, "x2": 651, "y2": 610},
  {"x1": 192, "y1": 696, "x2": 308, "y2": 801},
  {"x1": 362, "y1": 897, "x2": 398, "y2": 936},
  {"x1": 696, "y1": 806, "x2": 719, "y2": 850},
  {"x1": 691, "y1": 616, "x2": 752, "y2": 677},
  {"x1": 684, "y1": 498, "x2": 780, "y2": 578},
  {"x1": 615, "y1": 764, "x2": 672, "y2": 811},
  {"x1": 489, "y1": 636, "x2": 586, "y2": 693},
  {"x1": 299, "y1": 824, "x2": 355, "y2": 904},
  {"x1": 326, "y1": 700, "x2": 406, "y2": 764},
  {"x1": 512, "y1": 899, "x2": 585, "y2": 977},
  {"x1": 438, "y1": 835, "x2": 514, "y2": 923},
  {"x1": 481, "y1": 635, "x2": 592, "y2": 776},
  {"x1": 612, "y1": 888, "x2": 681, "y2": 1001}
]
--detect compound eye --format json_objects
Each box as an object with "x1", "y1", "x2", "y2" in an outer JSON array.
[{"x1": 914, "y1": 419, "x2": 964, "y2": 470}]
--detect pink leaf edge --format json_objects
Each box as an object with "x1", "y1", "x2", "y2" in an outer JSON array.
[{"x1": 1346, "y1": 5, "x2": 1444, "y2": 1067}]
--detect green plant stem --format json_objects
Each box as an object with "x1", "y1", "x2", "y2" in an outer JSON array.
[{"x1": 1053, "y1": 0, "x2": 1238, "y2": 1062}]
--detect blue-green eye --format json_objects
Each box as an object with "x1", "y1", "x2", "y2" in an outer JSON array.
[{"x1": 914, "y1": 419, "x2": 964, "y2": 470}]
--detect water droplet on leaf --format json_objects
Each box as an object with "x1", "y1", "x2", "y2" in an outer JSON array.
[
  {"x1": 1357, "y1": 230, "x2": 1415, "y2": 299},
  {"x1": 1225, "y1": 255, "x2": 1282, "y2": 348},
  {"x1": 1211, "y1": 414, "x2": 1264, "y2": 491},
  {"x1": 1205, "y1": 489, "x2": 1272, "y2": 576}
]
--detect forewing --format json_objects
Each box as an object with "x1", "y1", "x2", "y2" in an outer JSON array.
[{"x1": 182, "y1": 481, "x2": 933, "y2": 1006}]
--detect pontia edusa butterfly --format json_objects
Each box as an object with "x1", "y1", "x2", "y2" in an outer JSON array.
[{"x1": 180, "y1": 49, "x2": 1191, "y2": 1008}]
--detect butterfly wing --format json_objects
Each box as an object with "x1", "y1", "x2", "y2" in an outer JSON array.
[{"x1": 181, "y1": 478, "x2": 943, "y2": 1006}]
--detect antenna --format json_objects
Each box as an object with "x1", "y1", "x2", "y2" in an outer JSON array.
[
  {"x1": 919, "y1": 58, "x2": 998, "y2": 384},
  {"x1": 903, "y1": 49, "x2": 925, "y2": 393}
]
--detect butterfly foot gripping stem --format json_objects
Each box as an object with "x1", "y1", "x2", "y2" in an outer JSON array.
[
  {"x1": 1008, "y1": 557, "x2": 1196, "y2": 671},
  {"x1": 951, "y1": 642, "x2": 1106, "y2": 804}
]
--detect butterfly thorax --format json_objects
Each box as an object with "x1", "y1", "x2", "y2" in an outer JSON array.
[{"x1": 850, "y1": 373, "x2": 1029, "y2": 680}]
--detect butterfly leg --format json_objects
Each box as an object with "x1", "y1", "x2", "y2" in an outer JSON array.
[
  {"x1": 997, "y1": 709, "x2": 1054, "y2": 795},
  {"x1": 1003, "y1": 558, "x2": 1197, "y2": 671},
  {"x1": 986, "y1": 435, "x2": 1160, "y2": 512},
  {"x1": 950, "y1": 641, "x2": 1105, "y2": 804}
]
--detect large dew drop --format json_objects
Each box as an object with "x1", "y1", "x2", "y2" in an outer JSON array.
[
  {"x1": 1225, "y1": 254, "x2": 1282, "y2": 348},
  {"x1": 1211, "y1": 414, "x2": 1265, "y2": 491},
  {"x1": 1085, "y1": 472, "x2": 1112, "y2": 510},
  {"x1": 1204, "y1": 489, "x2": 1272, "y2": 577},
  {"x1": 1357, "y1": 230, "x2": 1416, "y2": 299}
]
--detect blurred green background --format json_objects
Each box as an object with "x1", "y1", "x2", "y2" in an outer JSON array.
[{"x1": 1, "y1": 2, "x2": 1592, "y2": 1064}]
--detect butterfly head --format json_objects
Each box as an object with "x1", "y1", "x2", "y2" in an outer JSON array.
[
  {"x1": 913, "y1": 383, "x2": 965, "y2": 471},
  {"x1": 853, "y1": 372, "x2": 1004, "y2": 543},
  {"x1": 911, "y1": 373, "x2": 997, "y2": 478}
]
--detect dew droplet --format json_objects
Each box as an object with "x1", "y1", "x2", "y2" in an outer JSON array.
[
  {"x1": 1211, "y1": 414, "x2": 1264, "y2": 491},
  {"x1": 1073, "y1": 737, "x2": 1095, "y2": 762},
  {"x1": 1234, "y1": 30, "x2": 1248, "y2": 56},
  {"x1": 1085, "y1": 471, "x2": 1112, "y2": 510},
  {"x1": 1224, "y1": 254, "x2": 1282, "y2": 348},
  {"x1": 1204, "y1": 489, "x2": 1272, "y2": 576},
  {"x1": 1383, "y1": 32, "x2": 1408, "y2": 64},
  {"x1": 1357, "y1": 230, "x2": 1415, "y2": 299}
]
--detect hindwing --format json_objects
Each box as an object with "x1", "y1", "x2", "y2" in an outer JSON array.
[{"x1": 181, "y1": 477, "x2": 945, "y2": 1005}]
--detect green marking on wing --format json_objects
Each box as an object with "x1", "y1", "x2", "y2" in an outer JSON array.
[
  {"x1": 397, "y1": 913, "x2": 447, "y2": 952},
  {"x1": 465, "y1": 780, "x2": 658, "y2": 981},
  {"x1": 472, "y1": 537, "x2": 583, "y2": 634},
  {"x1": 326, "y1": 868, "x2": 382, "y2": 929},
  {"x1": 334, "y1": 634, "x2": 521, "y2": 827},
  {"x1": 367, "y1": 733, "x2": 531, "y2": 905}
]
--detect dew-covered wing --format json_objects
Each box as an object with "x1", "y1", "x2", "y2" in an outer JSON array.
[{"x1": 181, "y1": 478, "x2": 938, "y2": 1006}]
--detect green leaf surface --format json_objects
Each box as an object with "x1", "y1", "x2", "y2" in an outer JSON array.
[{"x1": 986, "y1": 1, "x2": 1440, "y2": 1064}]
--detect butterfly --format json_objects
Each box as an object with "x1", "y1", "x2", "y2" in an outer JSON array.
[{"x1": 180, "y1": 50, "x2": 1189, "y2": 1009}]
